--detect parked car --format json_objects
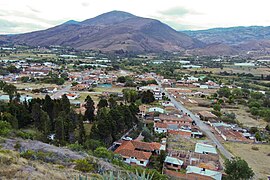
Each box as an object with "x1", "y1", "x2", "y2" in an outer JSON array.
[{"x1": 122, "y1": 136, "x2": 133, "y2": 141}]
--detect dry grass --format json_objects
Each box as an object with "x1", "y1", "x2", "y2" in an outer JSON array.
[
  {"x1": 223, "y1": 105, "x2": 267, "y2": 128},
  {"x1": 179, "y1": 67, "x2": 270, "y2": 76},
  {"x1": 0, "y1": 147, "x2": 101, "y2": 180},
  {"x1": 224, "y1": 142, "x2": 270, "y2": 179}
]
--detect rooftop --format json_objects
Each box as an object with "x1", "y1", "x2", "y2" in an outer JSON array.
[
  {"x1": 165, "y1": 156, "x2": 184, "y2": 166},
  {"x1": 186, "y1": 165, "x2": 222, "y2": 180},
  {"x1": 195, "y1": 143, "x2": 217, "y2": 155}
]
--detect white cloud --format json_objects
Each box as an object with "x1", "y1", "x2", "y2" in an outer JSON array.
[{"x1": 0, "y1": 0, "x2": 270, "y2": 34}]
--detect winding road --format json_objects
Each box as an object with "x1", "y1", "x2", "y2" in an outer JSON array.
[{"x1": 154, "y1": 75, "x2": 233, "y2": 160}]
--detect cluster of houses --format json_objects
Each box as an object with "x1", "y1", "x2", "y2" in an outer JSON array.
[
  {"x1": 159, "y1": 75, "x2": 220, "y2": 89},
  {"x1": 197, "y1": 111, "x2": 255, "y2": 143},
  {"x1": 113, "y1": 100, "x2": 224, "y2": 179}
]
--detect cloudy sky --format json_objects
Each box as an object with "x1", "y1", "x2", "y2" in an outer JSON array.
[{"x1": 1, "y1": 0, "x2": 270, "y2": 34}]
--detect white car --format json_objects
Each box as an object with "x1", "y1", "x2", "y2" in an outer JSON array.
[{"x1": 122, "y1": 136, "x2": 133, "y2": 141}]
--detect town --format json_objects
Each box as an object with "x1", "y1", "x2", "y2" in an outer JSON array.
[{"x1": 0, "y1": 45, "x2": 269, "y2": 179}]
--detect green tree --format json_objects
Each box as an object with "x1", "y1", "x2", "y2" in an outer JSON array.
[
  {"x1": 0, "y1": 120, "x2": 12, "y2": 136},
  {"x1": 224, "y1": 157, "x2": 254, "y2": 180},
  {"x1": 3, "y1": 84, "x2": 17, "y2": 102},
  {"x1": 217, "y1": 87, "x2": 231, "y2": 98},
  {"x1": 1, "y1": 112, "x2": 18, "y2": 129},
  {"x1": 97, "y1": 98, "x2": 108, "y2": 110},
  {"x1": 255, "y1": 132, "x2": 261, "y2": 141},
  {"x1": 32, "y1": 103, "x2": 42, "y2": 131},
  {"x1": 84, "y1": 95, "x2": 95, "y2": 122},
  {"x1": 94, "y1": 147, "x2": 113, "y2": 160},
  {"x1": 78, "y1": 114, "x2": 86, "y2": 145},
  {"x1": 61, "y1": 94, "x2": 70, "y2": 113},
  {"x1": 42, "y1": 95, "x2": 54, "y2": 129},
  {"x1": 213, "y1": 104, "x2": 221, "y2": 112},
  {"x1": 117, "y1": 76, "x2": 126, "y2": 83},
  {"x1": 0, "y1": 81, "x2": 6, "y2": 90},
  {"x1": 55, "y1": 111, "x2": 68, "y2": 145},
  {"x1": 141, "y1": 90, "x2": 155, "y2": 104},
  {"x1": 108, "y1": 97, "x2": 117, "y2": 109}
]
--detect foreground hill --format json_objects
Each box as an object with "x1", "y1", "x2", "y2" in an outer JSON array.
[{"x1": 3, "y1": 11, "x2": 203, "y2": 53}]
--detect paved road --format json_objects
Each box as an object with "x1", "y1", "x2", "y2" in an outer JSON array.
[
  {"x1": 154, "y1": 76, "x2": 233, "y2": 160},
  {"x1": 51, "y1": 85, "x2": 72, "y2": 99}
]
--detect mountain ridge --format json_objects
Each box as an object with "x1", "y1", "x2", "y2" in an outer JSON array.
[{"x1": 1, "y1": 11, "x2": 203, "y2": 53}]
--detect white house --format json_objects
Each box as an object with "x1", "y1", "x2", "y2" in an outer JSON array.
[
  {"x1": 149, "y1": 107, "x2": 165, "y2": 114},
  {"x1": 195, "y1": 143, "x2": 217, "y2": 155},
  {"x1": 186, "y1": 166, "x2": 222, "y2": 180},
  {"x1": 154, "y1": 122, "x2": 168, "y2": 133}
]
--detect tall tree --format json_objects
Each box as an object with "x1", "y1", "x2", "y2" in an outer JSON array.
[
  {"x1": 78, "y1": 114, "x2": 86, "y2": 145},
  {"x1": 224, "y1": 157, "x2": 254, "y2": 180},
  {"x1": 84, "y1": 95, "x2": 95, "y2": 122},
  {"x1": 55, "y1": 111, "x2": 67, "y2": 145},
  {"x1": 97, "y1": 98, "x2": 108, "y2": 110},
  {"x1": 61, "y1": 94, "x2": 70, "y2": 113},
  {"x1": 3, "y1": 84, "x2": 17, "y2": 102},
  {"x1": 31, "y1": 103, "x2": 42, "y2": 131},
  {"x1": 108, "y1": 97, "x2": 117, "y2": 109},
  {"x1": 42, "y1": 95, "x2": 54, "y2": 126}
]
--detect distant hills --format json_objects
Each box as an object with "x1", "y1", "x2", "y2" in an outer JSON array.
[
  {"x1": 183, "y1": 26, "x2": 270, "y2": 54},
  {"x1": 183, "y1": 26, "x2": 270, "y2": 45},
  {"x1": 0, "y1": 11, "x2": 202, "y2": 53},
  {"x1": 1, "y1": 11, "x2": 270, "y2": 55}
]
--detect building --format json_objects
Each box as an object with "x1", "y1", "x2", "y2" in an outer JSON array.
[
  {"x1": 148, "y1": 107, "x2": 165, "y2": 114},
  {"x1": 195, "y1": 143, "x2": 217, "y2": 155},
  {"x1": 164, "y1": 156, "x2": 184, "y2": 171},
  {"x1": 159, "y1": 114, "x2": 193, "y2": 126},
  {"x1": 114, "y1": 140, "x2": 164, "y2": 167},
  {"x1": 198, "y1": 111, "x2": 218, "y2": 121},
  {"x1": 186, "y1": 166, "x2": 222, "y2": 180},
  {"x1": 154, "y1": 122, "x2": 168, "y2": 133}
]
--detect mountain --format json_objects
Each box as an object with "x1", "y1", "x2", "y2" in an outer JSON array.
[
  {"x1": 183, "y1": 26, "x2": 270, "y2": 45},
  {"x1": 2, "y1": 11, "x2": 203, "y2": 53}
]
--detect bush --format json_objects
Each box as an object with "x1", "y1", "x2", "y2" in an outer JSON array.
[
  {"x1": 0, "y1": 121, "x2": 12, "y2": 136},
  {"x1": 93, "y1": 147, "x2": 113, "y2": 160},
  {"x1": 84, "y1": 139, "x2": 105, "y2": 151},
  {"x1": 74, "y1": 159, "x2": 94, "y2": 172},
  {"x1": 251, "y1": 146, "x2": 259, "y2": 151},
  {"x1": 16, "y1": 131, "x2": 34, "y2": 139},
  {"x1": 67, "y1": 143, "x2": 84, "y2": 152},
  {"x1": 20, "y1": 150, "x2": 35, "y2": 159}
]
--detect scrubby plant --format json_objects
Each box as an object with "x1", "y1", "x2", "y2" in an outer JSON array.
[{"x1": 74, "y1": 159, "x2": 94, "y2": 173}]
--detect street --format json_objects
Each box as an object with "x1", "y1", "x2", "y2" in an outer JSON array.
[
  {"x1": 154, "y1": 76, "x2": 234, "y2": 160},
  {"x1": 51, "y1": 85, "x2": 72, "y2": 99}
]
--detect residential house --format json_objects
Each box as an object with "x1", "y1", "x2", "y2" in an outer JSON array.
[
  {"x1": 186, "y1": 166, "x2": 222, "y2": 180},
  {"x1": 154, "y1": 122, "x2": 168, "y2": 133},
  {"x1": 148, "y1": 107, "x2": 165, "y2": 114},
  {"x1": 164, "y1": 156, "x2": 184, "y2": 171},
  {"x1": 198, "y1": 111, "x2": 218, "y2": 121},
  {"x1": 114, "y1": 140, "x2": 164, "y2": 167},
  {"x1": 195, "y1": 143, "x2": 217, "y2": 155}
]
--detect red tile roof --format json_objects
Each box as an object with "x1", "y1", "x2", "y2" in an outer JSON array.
[
  {"x1": 116, "y1": 149, "x2": 152, "y2": 161},
  {"x1": 115, "y1": 140, "x2": 161, "y2": 159},
  {"x1": 155, "y1": 122, "x2": 168, "y2": 128}
]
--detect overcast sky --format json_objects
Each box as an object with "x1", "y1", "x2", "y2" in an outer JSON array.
[{"x1": 1, "y1": 0, "x2": 270, "y2": 34}]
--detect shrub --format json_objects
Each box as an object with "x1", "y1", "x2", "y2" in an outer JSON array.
[
  {"x1": 20, "y1": 150, "x2": 35, "y2": 159},
  {"x1": 251, "y1": 146, "x2": 259, "y2": 151},
  {"x1": 74, "y1": 159, "x2": 94, "y2": 172},
  {"x1": 93, "y1": 147, "x2": 113, "y2": 160},
  {"x1": 0, "y1": 121, "x2": 12, "y2": 136},
  {"x1": 67, "y1": 143, "x2": 84, "y2": 152}
]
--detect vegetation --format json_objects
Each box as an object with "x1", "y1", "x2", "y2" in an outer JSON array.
[{"x1": 224, "y1": 157, "x2": 254, "y2": 180}]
